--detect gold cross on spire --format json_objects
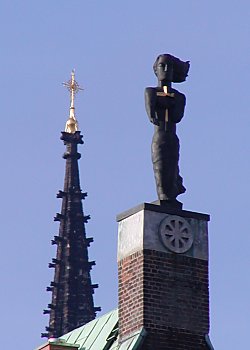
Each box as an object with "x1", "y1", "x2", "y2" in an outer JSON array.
[{"x1": 63, "y1": 70, "x2": 83, "y2": 133}]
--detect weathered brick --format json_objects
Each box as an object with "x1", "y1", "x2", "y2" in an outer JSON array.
[{"x1": 118, "y1": 249, "x2": 210, "y2": 349}]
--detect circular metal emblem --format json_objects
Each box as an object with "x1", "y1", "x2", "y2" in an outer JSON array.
[{"x1": 159, "y1": 215, "x2": 193, "y2": 253}]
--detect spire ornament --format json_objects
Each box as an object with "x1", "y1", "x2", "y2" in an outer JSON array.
[{"x1": 63, "y1": 70, "x2": 83, "y2": 133}]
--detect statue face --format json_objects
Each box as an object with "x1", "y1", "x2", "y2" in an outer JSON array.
[{"x1": 155, "y1": 56, "x2": 173, "y2": 82}]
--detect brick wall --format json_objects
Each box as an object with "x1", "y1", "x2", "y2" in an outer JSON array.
[
  {"x1": 118, "y1": 249, "x2": 209, "y2": 349},
  {"x1": 118, "y1": 251, "x2": 144, "y2": 336},
  {"x1": 142, "y1": 329, "x2": 210, "y2": 350}
]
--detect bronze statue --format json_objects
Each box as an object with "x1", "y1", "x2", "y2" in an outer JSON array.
[{"x1": 145, "y1": 54, "x2": 190, "y2": 208}]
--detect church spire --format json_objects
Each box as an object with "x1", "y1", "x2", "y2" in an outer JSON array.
[{"x1": 42, "y1": 72, "x2": 100, "y2": 339}]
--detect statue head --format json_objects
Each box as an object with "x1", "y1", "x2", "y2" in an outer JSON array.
[{"x1": 153, "y1": 54, "x2": 190, "y2": 83}]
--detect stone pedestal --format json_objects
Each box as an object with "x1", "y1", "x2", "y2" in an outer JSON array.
[{"x1": 117, "y1": 203, "x2": 213, "y2": 350}]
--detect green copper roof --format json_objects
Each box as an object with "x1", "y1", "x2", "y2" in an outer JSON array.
[
  {"x1": 57, "y1": 308, "x2": 214, "y2": 349},
  {"x1": 108, "y1": 328, "x2": 146, "y2": 350},
  {"x1": 60, "y1": 309, "x2": 146, "y2": 350}
]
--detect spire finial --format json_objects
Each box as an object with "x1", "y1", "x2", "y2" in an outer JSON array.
[{"x1": 63, "y1": 70, "x2": 83, "y2": 133}]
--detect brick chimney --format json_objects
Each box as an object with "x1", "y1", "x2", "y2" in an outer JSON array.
[
  {"x1": 36, "y1": 339, "x2": 79, "y2": 350},
  {"x1": 117, "y1": 203, "x2": 213, "y2": 349}
]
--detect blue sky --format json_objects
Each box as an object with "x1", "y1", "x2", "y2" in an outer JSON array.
[{"x1": 0, "y1": 1, "x2": 249, "y2": 349}]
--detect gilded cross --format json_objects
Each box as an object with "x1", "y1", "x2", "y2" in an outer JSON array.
[
  {"x1": 156, "y1": 86, "x2": 175, "y2": 128},
  {"x1": 63, "y1": 70, "x2": 83, "y2": 133}
]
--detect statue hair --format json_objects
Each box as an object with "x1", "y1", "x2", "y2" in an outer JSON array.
[{"x1": 153, "y1": 54, "x2": 190, "y2": 83}]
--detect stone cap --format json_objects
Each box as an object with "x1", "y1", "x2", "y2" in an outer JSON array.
[
  {"x1": 36, "y1": 339, "x2": 79, "y2": 350},
  {"x1": 117, "y1": 202, "x2": 210, "y2": 222}
]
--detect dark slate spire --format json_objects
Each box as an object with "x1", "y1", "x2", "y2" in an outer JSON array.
[{"x1": 42, "y1": 71, "x2": 100, "y2": 339}]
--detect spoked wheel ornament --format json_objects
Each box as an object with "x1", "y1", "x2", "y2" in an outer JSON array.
[{"x1": 159, "y1": 215, "x2": 193, "y2": 253}]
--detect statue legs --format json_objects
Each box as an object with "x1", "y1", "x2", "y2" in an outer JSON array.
[{"x1": 152, "y1": 131, "x2": 185, "y2": 202}]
